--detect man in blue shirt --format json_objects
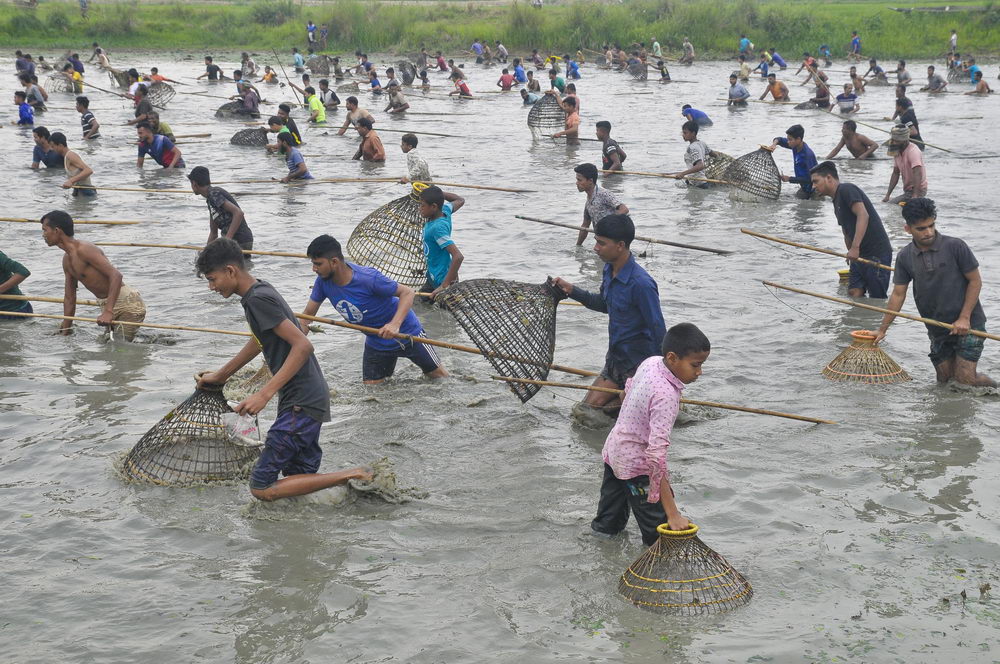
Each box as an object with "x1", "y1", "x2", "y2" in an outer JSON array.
[
  {"x1": 738, "y1": 34, "x2": 752, "y2": 57},
  {"x1": 772, "y1": 124, "x2": 818, "y2": 199},
  {"x1": 136, "y1": 122, "x2": 184, "y2": 169},
  {"x1": 681, "y1": 104, "x2": 712, "y2": 126},
  {"x1": 300, "y1": 234, "x2": 448, "y2": 384},
  {"x1": 850, "y1": 31, "x2": 862, "y2": 58},
  {"x1": 292, "y1": 47, "x2": 305, "y2": 72},
  {"x1": 419, "y1": 185, "x2": 465, "y2": 298},
  {"x1": 513, "y1": 58, "x2": 527, "y2": 83},
  {"x1": 769, "y1": 48, "x2": 788, "y2": 69},
  {"x1": 553, "y1": 214, "x2": 666, "y2": 413},
  {"x1": 30, "y1": 126, "x2": 63, "y2": 169},
  {"x1": 966, "y1": 57, "x2": 982, "y2": 84}
]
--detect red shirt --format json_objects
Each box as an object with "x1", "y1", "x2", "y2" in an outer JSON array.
[
  {"x1": 437, "y1": 56, "x2": 448, "y2": 71},
  {"x1": 498, "y1": 73, "x2": 514, "y2": 90},
  {"x1": 456, "y1": 81, "x2": 471, "y2": 96}
]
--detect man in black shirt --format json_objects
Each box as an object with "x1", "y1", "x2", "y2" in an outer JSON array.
[
  {"x1": 875, "y1": 198, "x2": 994, "y2": 387},
  {"x1": 197, "y1": 56, "x2": 224, "y2": 81},
  {"x1": 595, "y1": 120, "x2": 626, "y2": 172},
  {"x1": 188, "y1": 166, "x2": 253, "y2": 250},
  {"x1": 810, "y1": 161, "x2": 893, "y2": 298},
  {"x1": 195, "y1": 239, "x2": 372, "y2": 500}
]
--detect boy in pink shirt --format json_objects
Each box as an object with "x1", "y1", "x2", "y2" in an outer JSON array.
[{"x1": 592, "y1": 323, "x2": 710, "y2": 545}]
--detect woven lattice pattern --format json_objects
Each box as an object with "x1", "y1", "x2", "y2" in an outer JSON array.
[
  {"x1": 527, "y1": 93, "x2": 565, "y2": 134},
  {"x1": 107, "y1": 68, "x2": 130, "y2": 89},
  {"x1": 120, "y1": 387, "x2": 261, "y2": 486},
  {"x1": 215, "y1": 101, "x2": 245, "y2": 118},
  {"x1": 337, "y1": 81, "x2": 360, "y2": 94},
  {"x1": 46, "y1": 75, "x2": 72, "y2": 93},
  {"x1": 704, "y1": 151, "x2": 735, "y2": 182},
  {"x1": 723, "y1": 147, "x2": 782, "y2": 200},
  {"x1": 230, "y1": 127, "x2": 269, "y2": 146},
  {"x1": 347, "y1": 189, "x2": 427, "y2": 289},
  {"x1": 627, "y1": 61, "x2": 648, "y2": 81},
  {"x1": 822, "y1": 330, "x2": 910, "y2": 384},
  {"x1": 397, "y1": 61, "x2": 417, "y2": 85},
  {"x1": 147, "y1": 82, "x2": 175, "y2": 107},
  {"x1": 307, "y1": 55, "x2": 332, "y2": 75},
  {"x1": 618, "y1": 524, "x2": 753, "y2": 615},
  {"x1": 436, "y1": 278, "x2": 566, "y2": 403},
  {"x1": 946, "y1": 68, "x2": 963, "y2": 83}
]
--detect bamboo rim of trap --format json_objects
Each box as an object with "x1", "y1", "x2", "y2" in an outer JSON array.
[
  {"x1": 821, "y1": 329, "x2": 911, "y2": 383},
  {"x1": 657, "y1": 522, "x2": 699, "y2": 537}
]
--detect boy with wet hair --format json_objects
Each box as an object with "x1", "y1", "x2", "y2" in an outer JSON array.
[
  {"x1": 195, "y1": 238, "x2": 372, "y2": 501},
  {"x1": 76, "y1": 96, "x2": 100, "y2": 139},
  {"x1": 591, "y1": 322, "x2": 709, "y2": 544},
  {"x1": 876, "y1": 198, "x2": 994, "y2": 387},
  {"x1": 418, "y1": 185, "x2": 465, "y2": 297},
  {"x1": 772, "y1": 124, "x2": 818, "y2": 199},
  {"x1": 552, "y1": 214, "x2": 666, "y2": 414},
  {"x1": 596, "y1": 121, "x2": 626, "y2": 172},
  {"x1": 666, "y1": 120, "x2": 711, "y2": 185},
  {"x1": 824, "y1": 120, "x2": 878, "y2": 160},
  {"x1": 188, "y1": 166, "x2": 253, "y2": 250},
  {"x1": 399, "y1": 133, "x2": 430, "y2": 183},
  {"x1": 14, "y1": 91, "x2": 33, "y2": 125}
]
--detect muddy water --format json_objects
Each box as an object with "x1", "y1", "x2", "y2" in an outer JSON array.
[{"x1": 3, "y1": 52, "x2": 1000, "y2": 662}]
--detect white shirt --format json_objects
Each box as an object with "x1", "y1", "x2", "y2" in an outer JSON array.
[
  {"x1": 684, "y1": 140, "x2": 708, "y2": 168},
  {"x1": 129, "y1": 81, "x2": 140, "y2": 96},
  {"x1": 406, "y1": 149, "x2": 430, "y2": 181}
]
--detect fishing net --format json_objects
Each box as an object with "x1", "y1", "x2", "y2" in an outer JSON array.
[
  {"x1": 618, "y1": 523, "x2": 753, "y2": 615},
  {"x1": 397, "y1": 61, "x2": 417, "y2": 85},
  {"x1": 703, "y1": 150, "x2": 735, "y2": 183},
  {"x1": 147, "y1": 81, "x2": 175, "y2": 107},
  {"x1": 45, "y1": 75, "x2": 73, "y2": 93},
  {"x1": 107, "y1": 68, "x2": 130, "y2": 89},
  {"x1": 307, "y1": 55, "x2": 332, "y2": 75},
  {"x1": 946, "y1": 68, "x2": 963, "y2": 83},
  {"x1": 822, "y1": 329, "x2": 910, "y2": 384},
  {"x1": 215, "y1": 101, "x2": 246, "y2": 118},
  {"x1": 866, "y1": 77, "x2": 890, "y2": 87},
  {"x1": 230, "y1": 127, "x2": 270, "y2": 146},
  {"x1": 435, "y1": 278, "x2": 566, "y2": 403},
  {"x1": 224, "y1": 361, "x2": 274, "y2": 402},
  {"x1": 627, "y1": 61, "x2": 648, "y2": 81},
  {"x1": 346, "y1": 185, "x2": 428, "y2": 289},
  {"x1": 119, "y1": 385, "x2": 262, "y2": 486},
  {"x1": 795, "y1": 100, "x2": 818, "y2": 110},
  {"x1": 337, "y1": 81, "x2": 360, "y2": 94},
  {"x1": 723, "y1": 147, "x2": 782, "y2": 201},
  {"x1": 527, "y1": 92, "x2": 565, "y2": 137}
]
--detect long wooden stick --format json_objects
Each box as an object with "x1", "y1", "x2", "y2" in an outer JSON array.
[
  {"x1": 601, "y1": 168, "x2": 732, "y2": 186},
  {"x1": 0, "y1": 294, "x2": 99, "y2": 306},
  {"x1": 0, "y1": 217, "x2": 140, "y2": 225},
  {"x1": 423, "y1": 180, "x2": 534, "y2": 194},
  {"x1": 514, "y1": 215, "x2": 732, "y2": 255},
  {"x1": 71, "y1": 186, "x2": 283, "y2": 196},
  {"x1": 763, "y1": 281, "x2": 1000, "y2": 341},
  {"x1": 94, "y1": 241, "x2": 308, "y2": 258},
  {"x1": 173, "y1": 133, "x2": 212, "y2": 139},
  {"x1": 273, "y1": 48, "x2": 301, "y2": 104},
  {"x1": 741, "y1": 229, "x2": 893, "y2": 271},
  {"x1": 1, "y1": 311, "x2": 253, "y2": 337},
  {"x1": 213, "y1": 177, "x2": 534, "y2": 193},
  {"x1": 365, "y1": 127, "x2": 459, "y2": 138},
  {"x1": 490, "y1": 376, "x2": 835, "y2": 424},
  {"x1": 848, "y1": 117, "x2": 953, "y2": 153}
]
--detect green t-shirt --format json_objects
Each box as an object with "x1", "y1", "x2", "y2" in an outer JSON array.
[
  {"x1": 307, "y1": 95, "x2": 326, "y2": 124},
  {"x1": 552, "y1": 77, "x2": 566, "y2": 92},
  {"x1": 0, "y1": 250, "x2": 30, "y2": 311}
]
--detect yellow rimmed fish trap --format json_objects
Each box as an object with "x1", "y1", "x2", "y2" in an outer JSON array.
[
  {"x1": 119, "y1": 385, "x2": 262, "y2": 486},
  {"x1": 346, "y1": 183, "x2": 429, "y2": 289},
  {"x1": 230, "y1": 127, "x2": 269, "y2": 146},
  {"x1": 627, "y1": 61, "x2": 648, "y2": 81},
  {"x1": 436, "y1": 278, "x2": 566, "y2": 403},
  {"x1": 527, "y1": 92, "x2": 565, "y2": 138},
  {"x1": 618, "y1": 523, "x2": 753, "y2": 615},
  {"x1": 723, "y1": 146, "x2": 782, "y2": 201},
  {"x1": 147, "y1": 82, "x2": 175, "y2": 107},
  {"x1": 822, "y1": 329, "x2": 911, "y2": 384}
]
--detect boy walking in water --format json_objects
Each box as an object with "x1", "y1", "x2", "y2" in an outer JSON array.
[
  {"x1": 591, "y1": 323, "x2": 710, "y2": 544},
  {"x1": 419, "y1": 185, "x2": 465, "y2": 297},
  {"x1": 195, "y1": 238, "x2": 372, "y2": 501}
]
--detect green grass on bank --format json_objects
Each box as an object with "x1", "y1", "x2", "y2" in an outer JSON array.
[{"x1": 0, "y1": 0, "x2": 997, "y2": 59}]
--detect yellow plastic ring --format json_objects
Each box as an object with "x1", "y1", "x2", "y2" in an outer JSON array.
[
  {"x1": 656, "y1": 522, "x2": 699, "y2": 536},
  {"x1": 411, "y1": 181, "x2": 430, "y2": 194}
]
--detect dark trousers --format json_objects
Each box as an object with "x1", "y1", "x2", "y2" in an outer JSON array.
[{"x1": 592, "y1": 463, "x2": 667, "y2": 546}]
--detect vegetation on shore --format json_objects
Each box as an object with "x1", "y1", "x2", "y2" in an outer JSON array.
[{"x1": 1, "y1": 0, "x2": 997, "y2": 60}]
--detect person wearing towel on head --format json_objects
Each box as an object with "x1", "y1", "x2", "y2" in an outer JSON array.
[{"x1": 883, "y1": 125, "x2": 927, "y2": 204}]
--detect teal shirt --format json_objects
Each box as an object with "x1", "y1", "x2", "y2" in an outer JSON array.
[
  {"x1": 551, "y1": 76, "x2": 566, "y2": 92},
  {"x1": 0, "y1": 250, "x2": 30, "y2": 311},
  {"x1": 422, "y1": 202, "x2": 455, "y2": 287}
]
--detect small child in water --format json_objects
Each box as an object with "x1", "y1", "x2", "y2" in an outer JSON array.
[
  {"x1": 591, "y1": 323, "x2": 711, "y2": 545},
  {"x1": 14, "y1": 91, "x2": 33, "y2": 125}
]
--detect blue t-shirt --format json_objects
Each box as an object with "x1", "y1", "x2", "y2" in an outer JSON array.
[
  {"x1": 284, "y1": 147, "x2": 313, "y2": 179},
  {"x1": 472, "y1": 42, "x2": 484, "y2": 55},
  {"x1": 771, "y1": 52, "x2": 787, "y2": 67},
  {"x1": 138, "y1": 134, "x2": 184, "y2": 167},
  {"x1": 775, "y1": 137, "x2": 818, "y2": 193},
  {"x1": 294, "y1": 53, "x2": 305, "y2": 68},
  {"x1": 17, "y1": 102, "x2": 33, "y2": 125},
  {"x1": 754, "y1": 61, "x2": 769, "y2": 77},
  {"x1": 523, "y1": 91, "x2": 540, "y2": 105},
  {"x1": 370, "y1": 77, "x2": 381, "y2": 90},
  {"x1": 422, "y1": 201, "x2": 454, "y2": 287},
  {"x1": 851, "y1": 36, "x2": 861, "y2": 53},
  {"x1": 514, "y1": 64, "x2": 527, "y2": 83},
  {"x1": 309, "y1": 263, "x2": 423, "y2": 351},
  {"x1": 836, "y1": 92, "x2": 858, "y2": 111},
  {"x1": 739, "y1": 37, "x2": 751, "y2": 52},
  {"x1": 32, "y1": 145, "x2": 63, "y2": 168},
  {"x1": 567, "y1": 61, "x2": 580, "y2": 79},
  {"x1": 968, "y1": 65, "x2": 982, "y2": 83},
  {"x1": 684, "y1": 107, "x2": 710, "y2": 123}
]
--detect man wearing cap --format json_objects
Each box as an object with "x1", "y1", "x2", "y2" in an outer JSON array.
[{"x1": 884, "y1": 125, "x2": 927, "y2": 204}]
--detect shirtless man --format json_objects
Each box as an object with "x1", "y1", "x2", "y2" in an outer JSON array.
[
  {"x1": 49, "y1": 132, "x2": 97, "y2": 196},
  {"x1": 337, "y1": 96, "x2": 373, "y2": 135},
  {"x1": 551, "y1": 94, "x2": 579, "y2": 139},
  {"x1": 759, "y1": 72, "x2": 789, "y2": 101},
  {"x1": 825, "y1": 120, "x2": 878, "y2": 160},
  {"x1": 41, "y1": 210, "x2": 146, "y2": 341},
  {"x1": 966, "y1": 71, "x2": 992, "y2": 95}
]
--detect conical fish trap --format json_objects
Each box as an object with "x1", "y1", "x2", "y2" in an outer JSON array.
[
  {"x1": 307, "y1": 55, "x2": 332, "y2": 75},
  {"x1": 215, "y1": 101, "x2": 246, "y2": 118},
  {"x1": 822, "y1": 329, "x2": 910, "y2": 384},
  {"x1": 397, "y1": 61, "x2": 417, "y2": 85},
  {"x1": 346, "y1": 184, "x2": 428, "y2": 289},
  {"x1": 618, "y1": 523, "x2": 753, "y2": 615},
  {"x1": 230, "y1": 127, "x2": 269, "y2": 146},
  {"x1": 723, "y1": 147, "x2": 782, "y2": 201},
  {"x1": 795, "y1": 100, "x2": 819, "y2": 110},
  {"x1": 46, "y1": 75, "x2": 73, "y2": 93},
  {"x1": 627, "y1": 61, "x2": 648, "y2": 81},
  {"x1": 946, "y1": 68, "x2": 963, "y2": 83},
  {"x1": 119, "y1": 386, "x2": 262, "y2": 486},
  {"x1": 704, "y1": 150, "x2": 735, "y2": 183},
  {"x1": 337, "y1": 81, "x2": 360, "y2": 94},
  {"x1": 107, "y1": 68, "x2": 130, "y2": 89},
  {"x1": 436, "y1": 278, "x2": 566, "y2": 403},
  {"x1": 147, "y1": 81, "x2": 175, "y2": 107},
  {"x1": 527, "y1": 93, "x2": 565, "y2": 137}
]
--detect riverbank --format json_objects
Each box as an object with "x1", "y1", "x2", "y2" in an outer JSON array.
[{"x1": 1, "y1": 0, "x2": 997, "y2": 59}]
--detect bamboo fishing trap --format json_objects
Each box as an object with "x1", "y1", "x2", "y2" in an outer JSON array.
[
  {"x1": 704, "y1": 150, "x2": 736, "y2": 183},
  {"x1": 337, "y1": 81, "x2": 360, "y2": 94},
  {"x1": 107, "y1": 68, "x2": 130, "y2": 89},
  {"x1": 230, "y1": 127, "x2": 269, "y2": 146},
  {"x1": 822, "y1": 329, "x2": 911, "y2": 384},
  {"x1": 307, "y1": 55, "x2": 332, "y2": 75},
  {"x1": 397, "y1": 61, "x2": 417, "y2": 86},
  {"x1": 147, "y1": 82, "x2": 176, "y2": 107},
  {"x1": 618, "y1": 523, "x2": 753, "y2": 615},
  {"x1": 627, "y1": 61, "x2": 648, "y2": 81},
  {"x1": 723, "y1": 146, "x2": 782, "y2": 201},
  {"x1": 45, "y1": 75, "x2": 73, "y2": 94},
  {"x1": 436, "y1": 278, "x2": 566, "y2": 403},
  {"x1": 526, "y1": 93, "x2": 565, "y2": 138},
  {"x1": 119, "y1": 384, "x2": 262, "y2": 486},
  {"x1": 346, "y1": 184, "x2": 428, "y2": 289}
]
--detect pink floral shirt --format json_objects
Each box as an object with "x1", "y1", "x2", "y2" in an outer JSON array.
[{"x1": 601, "y1": 355, "x2": 684, "y2": 503}]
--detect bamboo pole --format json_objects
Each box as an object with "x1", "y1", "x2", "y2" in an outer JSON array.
[
  {"x1": 1, "y1": 311, "x2": 253, "y2": 337},
  {"x1": 173, "y1": 133, "x2": 212, "y2": 139},
  {"x1": 0, "y1": 217, "x2": 140, "y2": 225},
  {"x1": 514, "y1": 215, "x2": 732, "y2": 256},
  {"x1": 715, "y1": 97, "x2": 796, "y2": 105},
  {"x1": 847, "y1": 117, "x2": 953, "y2": 153},
  {"x1": 273, "y1": 48, "x2": 301, "y2": 104},
  {"x1": 763, "y1": 281, "x2": 1000, "y2": 342},
  {"x1": 741, "y1": 228, "x2": 893, "y2": 271},
  {"x1": 600, "y1": 169, "x2": 732, "y2": 186},
  {"x1": 70, "y1": 186, "x2": 284, "y2": 196},
  {"x1": 421, "y1": 180, "x2": 534, "y2": 194},
  {"x1": 365, "y1": 127, "x2": 459, "y2": 138},
  {"x1": 490, "y1": 376, "x2": 836, "y2": 424},
  {"x1": 94, "y1": 242, "x2": 308, "y2": 258},
  {"x1": 212, "y1": 177, "x2": 535, "y2": 193},
  {"x1": 0, "y1": 294, "x2": 99, "y2": 306},
  {"x1": 401, "y1": 111, "x2": 477, "y2": 116}
]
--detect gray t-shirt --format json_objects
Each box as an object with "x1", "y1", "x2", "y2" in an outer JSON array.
[
  {"x1": 584, "y1": 185, "x2": 622, "y2": 224},
  {"x1": 893, "y1": 233, "x2": 986, "y2": 338},
  {"x1": 241, "y1": 280, "x2": 331, "y2": 422},
  {"x1": 684, "y1": 140, "x2": 709, "y2": 168},
  {"x1": 927, "y1": 73, "x2": 947, "y2": 90}
]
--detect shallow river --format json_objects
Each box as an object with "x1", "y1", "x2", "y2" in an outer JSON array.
[{"x1": 3, "y1": 52, "x2": 1000, "y2": 663}]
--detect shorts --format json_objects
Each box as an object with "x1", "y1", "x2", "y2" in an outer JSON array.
[
  {"x1": 362, "y1": 339, "x2": 442, "y2": 381},
  {"x1": 600, "y1": 353, "x2": 638, "y2": 389},
  {"x1": 72, "y1": 187, "x2": 97, "y2": 197},
  {"x1": 249, "y1": 407, "x2": 323, "y2": 490},
  {"x1": 96, "y1": 282, "x2": 146, "y2": 341},
  {"x1": 847, "y1": 252, "x2": 892, "y2": 298},
  {"x1": 592, "y1": 464, "x2": 668, "y2": 546},
  {"x1": 928, "y1": 326, "x2": 986, "y2": 366},
  {"x1": 0, "y1": 300, "x2": 32, "y2": 319}
]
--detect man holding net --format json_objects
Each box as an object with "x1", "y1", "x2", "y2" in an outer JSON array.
[{"x1": 771, "y1": 124, "x2": 818, "y2": 200}]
